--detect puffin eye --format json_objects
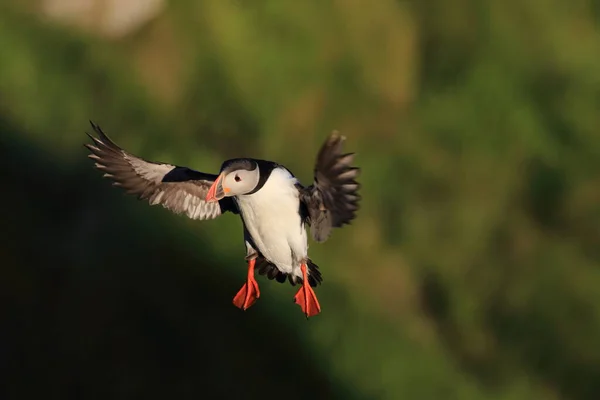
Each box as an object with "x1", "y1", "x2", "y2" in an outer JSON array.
[{"x1": 234, "y1": 175, "x2": 241, "y2": 182}]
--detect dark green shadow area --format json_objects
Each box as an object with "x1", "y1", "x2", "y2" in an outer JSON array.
[{"x1": 0, "y1": 117, "x2": 357, "y2": 400}]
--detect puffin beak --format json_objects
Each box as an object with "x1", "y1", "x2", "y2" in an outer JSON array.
[{"x1": 206, "y1": 173, "x2": 227, "y2": 202}]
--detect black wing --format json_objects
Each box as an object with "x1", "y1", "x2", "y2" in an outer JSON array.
[
  {"x1": 84, "y1": 121, "x2": 237, "y2": 219},
  {"x1": 299, "y1": 131, "x2": 361, "y2": 242}
]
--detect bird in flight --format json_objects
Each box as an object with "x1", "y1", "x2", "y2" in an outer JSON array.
[{"x1": 84, "y1": 122, "x2": 361, "y2": 318}]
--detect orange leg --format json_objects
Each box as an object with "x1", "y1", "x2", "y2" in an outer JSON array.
[
  {"x1": 294, "y1": 263, "x2": 322, "y2": 318},
  {"x1": 232, "y1": 258, "x2": 261, "y2": 310}
]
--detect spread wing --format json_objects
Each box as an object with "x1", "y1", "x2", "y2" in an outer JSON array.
[
  {"x1": 300, "y1": 131, "x2": 361, "y2": 242},
  {"x1": 84, "y1": 121, "x2": 237, "y2": 220}
]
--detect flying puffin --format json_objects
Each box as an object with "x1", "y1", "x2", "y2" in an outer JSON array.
[{"x1": 84, "y1": 121, "x2": 360, "y2": 318}]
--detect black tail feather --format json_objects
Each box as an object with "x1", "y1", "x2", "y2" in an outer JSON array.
[{"x1": 255, "y1": 257, "x2": 322, "y2": 288}]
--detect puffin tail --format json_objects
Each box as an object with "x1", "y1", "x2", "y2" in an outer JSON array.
[
  {"x1": 304, "y1": 259, "x2": 323, "y2": 287},
  {"x1": 255, "y1": 257, "x2": 323, "y2": 288}
]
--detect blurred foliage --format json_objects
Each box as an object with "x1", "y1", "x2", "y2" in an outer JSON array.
[{"x1": 2, "y1": 1, "x2": 600, "y2": 399}]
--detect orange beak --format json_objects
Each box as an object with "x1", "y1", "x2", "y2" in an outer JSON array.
[{"x1": 206, "y1": 173, "x2": 226, "y2": 202}]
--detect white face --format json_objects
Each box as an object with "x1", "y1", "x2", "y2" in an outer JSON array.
[{"x1": 221, "y1": 167, "x2": 260, "y2": 196}]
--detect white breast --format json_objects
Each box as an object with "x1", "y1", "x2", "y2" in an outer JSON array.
[{"x1": 235, "y1": 167, "x2": 308, "y2": 277}]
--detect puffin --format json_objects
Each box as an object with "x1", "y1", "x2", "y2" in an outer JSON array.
[{"x1": 84, "y1": 121, "x2": 360, "y2": 318}]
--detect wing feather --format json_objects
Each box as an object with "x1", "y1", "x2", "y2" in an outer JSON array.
[
  {"x1": 84, "y1": 121, "x2": 237, "y2": 220},
  {"x1": 300, "y1": 131, "x2": 361, "y2": 242}
]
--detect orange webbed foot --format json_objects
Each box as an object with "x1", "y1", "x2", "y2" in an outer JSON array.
[
  {"x1": 233, "y1": 259, "x2": 261, "y2": 310},
  {"x1": 294, "y1": 263, "x2": 322, "y2": 318}
]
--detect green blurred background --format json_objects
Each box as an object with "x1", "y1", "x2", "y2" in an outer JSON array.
[{"x1": 2, "y1": 1, "x2": 600, "y2": 399}]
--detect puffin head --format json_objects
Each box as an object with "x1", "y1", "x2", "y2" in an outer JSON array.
[{"x1": 205, "y1": 159, "x2": 261, "y2": 202}]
